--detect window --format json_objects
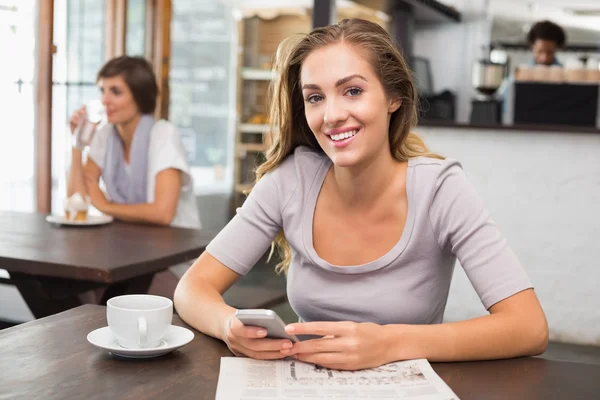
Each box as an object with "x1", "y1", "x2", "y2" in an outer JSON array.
[
  {"x1": 126, "y1": 0, "x2": 146, "y2": 56},
  {"x1": 0, "y1": 0, "x2": 36, "y2": 212},
  {"x1": 170, "y1": 0, "x2": 237, "y2": 195},
  {"x1": 51, "y1": 0, "x2": 106, "y2": 214}
]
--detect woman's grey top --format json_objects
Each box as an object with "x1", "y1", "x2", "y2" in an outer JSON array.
[{"x1": 207, "y1": 146, "x2": 532, "y2": 324}]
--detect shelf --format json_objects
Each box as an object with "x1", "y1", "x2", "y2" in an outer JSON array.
[
  {"x1": 240, "y1": 123, "x2": 270, "y2": 133},
  {"x1": 237, "y1": 143, "x2": 266, "y2": 157},
  {"x1": 240, "y1": 143, "x2": 265, "y2": 152},
  {"x1": 405, "y1": 0, "x2": 461, "y2": 23},
  {"x1": 353, "y1": 0, "x2": 461, "y2": 23},
  {"x1": 492, "y1": 41, "x2": 600, "y2": 53},
  {"x1": 241, "y1": 68, "x2": 274, "y2": 81},
  {"x1": 235, "y1": 183, "x2": 253, "y2": 193}
]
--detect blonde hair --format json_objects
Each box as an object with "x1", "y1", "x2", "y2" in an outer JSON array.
[{"x1": 256, "y1": 18, "x2": 443, "y2": 274}]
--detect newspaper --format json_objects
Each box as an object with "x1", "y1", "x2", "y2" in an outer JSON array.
[{"x1": 215, "y1": 357, "x2": 459, "y2": 400}]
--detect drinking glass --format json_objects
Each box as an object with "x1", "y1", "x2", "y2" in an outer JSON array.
[{"x1": 74, "y1": 100, "x2": 105, "y2": 149}]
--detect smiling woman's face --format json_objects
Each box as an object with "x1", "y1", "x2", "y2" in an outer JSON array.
[{"x1": 300, "y1": 42, "x2": 400, "y2": 168}]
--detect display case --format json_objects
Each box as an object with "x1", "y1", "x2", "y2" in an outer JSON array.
[
  {"x1": 232, "y1": 3, "x2": 390, "y2": 212},
  {"x1": 232, "y1": 8, "x2": 311, "y2": 211}
]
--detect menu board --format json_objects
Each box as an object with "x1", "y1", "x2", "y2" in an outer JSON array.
[{"x1": 169, "y1": 0, "x2": 235, "y2": 168}]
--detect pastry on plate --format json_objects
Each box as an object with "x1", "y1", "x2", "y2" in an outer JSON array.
[{"x1": 64, "y1": 192, "x2": 90, "y2": 221}]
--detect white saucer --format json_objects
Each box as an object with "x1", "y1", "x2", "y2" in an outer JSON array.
[
  {"x1": 46, "y1": 214, "x2": 113, "y2": 226},
  {"x1": 87, "y1": 325, "x2": 194, "y2": 359}
]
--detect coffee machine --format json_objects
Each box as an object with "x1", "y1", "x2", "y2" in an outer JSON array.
[{"x1": 469, "y1": 59, "x2": 507, "y2": 125}]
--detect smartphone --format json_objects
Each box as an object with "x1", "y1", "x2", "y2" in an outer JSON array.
[{"x1": 235, "y1": 309, "x2": 299, "y2": 342}]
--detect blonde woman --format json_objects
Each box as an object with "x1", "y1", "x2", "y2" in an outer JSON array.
[{"x1": 175, "y1": 19, "x2": 548, "y2": 370}]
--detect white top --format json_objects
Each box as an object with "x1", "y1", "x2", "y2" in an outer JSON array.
[{"x1": 88, "y1": 120, "x2": 201, "y2": 229}]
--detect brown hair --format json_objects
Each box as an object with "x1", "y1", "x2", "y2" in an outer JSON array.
[
  {"x1": 258, "y1": 18, "x2": 443, "y2": 274},
  {"x1": 97, "y1": 56, "x2": 158, "y2": 114}
]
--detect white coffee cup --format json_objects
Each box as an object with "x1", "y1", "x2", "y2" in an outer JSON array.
[{"x1": 106, "y1": 295, "x2": 173, "y2": 349}]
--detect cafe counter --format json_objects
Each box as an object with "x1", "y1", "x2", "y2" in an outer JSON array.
[{"x1": 416, "y1": 122, "x2": 600, "y2": 347}]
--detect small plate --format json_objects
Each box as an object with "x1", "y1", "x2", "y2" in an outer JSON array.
[
  {"x1": 87, "y1": 325, "x2": 194, "y2": 359},
  {"x1": 46, "y1": 214, "x2": 113, "y2": 226}
]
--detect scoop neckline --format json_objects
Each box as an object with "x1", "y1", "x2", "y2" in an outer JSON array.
[{"x1": 302, "y1": 157, "x2": 417, "y2": 274}]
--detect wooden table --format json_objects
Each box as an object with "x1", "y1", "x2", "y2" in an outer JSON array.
[
  {"x1": 0, "y1": 212, "x2": 214, "y2": 318},
  {"x1": 1, "y1": 305, "x2": 599, "y2": 400}
]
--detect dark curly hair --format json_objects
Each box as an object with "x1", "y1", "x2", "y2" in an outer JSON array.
[{"x1": 527, "y1": 20, "x2": 566, "y2": 47}]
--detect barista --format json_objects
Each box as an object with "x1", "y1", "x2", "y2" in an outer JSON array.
[
  {"x1": 527, "y1": 20, "x2": 566, "y2": 66},
  {"x1": 496, "y1": 20, "x2": 567, "y2": 116}
]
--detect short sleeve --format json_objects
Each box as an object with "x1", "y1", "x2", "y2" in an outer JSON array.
[
  {"x1": 149, "y1": 121, "x2": 192, "y2": 190},
  {"x1": 206, "y1": 171, "x2": 283, "y2": 276},
  {"x1": 428, "y1": 159, "x2": 532, "y2": 309},
  {"x1": 87, "y1": 124, "x2": 111, "y2": 169}
]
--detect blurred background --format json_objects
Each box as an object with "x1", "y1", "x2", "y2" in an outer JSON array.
[{"x1": 0, "y1": 0, "x2": 599, "y2": 361}]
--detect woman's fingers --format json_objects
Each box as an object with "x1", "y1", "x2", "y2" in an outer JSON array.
[
  {"x1": 228, "y1": 317, "x2": 268, "y2": 339},
  {"x1": 282, "y1": 336, "x2": 348, "y2": 356},
  {"x1": 228, "y1": 337, "x2": 292, "y2": 360},
  {"x1": 237, "y1": 337, "x2": 293, "y2": 353},
  {"x1": 226, "y1": 317, "x2": 294, "y2": 359},
  {"x1": 69, "y1": 106, "x2": 87, "y2": 133}
]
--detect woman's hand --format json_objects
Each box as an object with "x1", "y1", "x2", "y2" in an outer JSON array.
[
  {"x1": 281, "y1": 321, "x2": 394, "y2": 371},
  {"x1": 85, "y1": 176, "x2": 109, "y2": 212},
  {"x1": 223, "y1": 316, "x2": 294, "y2": 360},
  {"x1": 69, "y1": 105, "x2": 86, "y2": 134}
]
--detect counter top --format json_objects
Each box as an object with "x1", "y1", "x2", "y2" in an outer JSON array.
[{"x1": 419, "y1": 120, "x2": 600, "y2": 134}]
